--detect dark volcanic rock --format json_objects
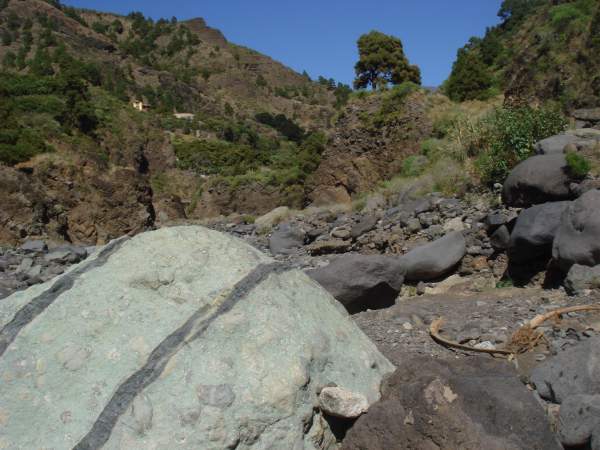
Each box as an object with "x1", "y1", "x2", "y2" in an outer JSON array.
[
  {"x1": 351, "y1": 215, "x2": 378, "y2": 239},
  {"x1": 490, "y1": 225, "x2": 510, "y2": 250},
  {"x1": 400, "y1": 231, "x2": 466, "y2": 281},
  {"x1": 308, "y1": 254, "x2": 406, "y2": 314},
  {"x1": 559, "y1": 394, "x2": 600, "y2": 447},
  {"x1": 553, "y1": 189, "x2": 600, "y2": 272},
  {"x1": 508, "y1": 201, "x2": 571, "y2": 264},
  {"x1": 565, "y1": 264, "x2": 600, "y2": 296},
  {"x1": 503, "y1": 154, "x2": 573, "y2": 207},
  {"x1": 530, "y1": 336, "x2": 600, "y2": 403},
  {"x1": 342, "y1": 356, "x2": 561, "y2": 450},
  {"x1": 20, "y1": 240, "x2": 48, "y2": 253},
  {"x1": 268, "y1": 223, "x2": 305, "y2": 255}
]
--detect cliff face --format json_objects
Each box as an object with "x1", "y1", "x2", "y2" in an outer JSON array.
[{"x1": 308, "y1": 90, "x2": 432, "y2": 206}]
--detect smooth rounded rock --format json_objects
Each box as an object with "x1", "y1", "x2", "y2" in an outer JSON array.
[
  {"x1": 553, "y1": 189, "x2": 600, "y2": 272},
  {"x1": 400, "y1": 231, "x2": 466, "y2": 281},
  {"x1": 308, "y1": 254, "x2": 406, "y2": 314},
  {"x1": 564, "y1": 264, "x2": 600, "y2": 296},
  {"x1": 503, "y1": 154, "x2": 573, "y2": 207},
  {"x1": 508, "y1": 201, "x2": 571, "y2": 264}
]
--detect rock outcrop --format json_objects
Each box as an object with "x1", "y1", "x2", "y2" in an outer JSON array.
[
  {"x1": 0, "y1": 226, "x2": 394, "y2": 449},
  {"x1": 307, "y1": 91, "x2": 431, "y2": 205}
]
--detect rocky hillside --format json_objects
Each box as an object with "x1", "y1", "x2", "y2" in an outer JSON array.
[
  {"x1": 308, "y1": 85, "x2": 432, "y2": 205},
  {"x1": 445, "y1": 0, "x2": 600, "y2": 109},
  {"x1": 0, "y1": 0, "x2": 351, "y2": 245}
]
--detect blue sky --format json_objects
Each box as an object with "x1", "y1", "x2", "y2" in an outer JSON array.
[{"x1": 62, "y1": 0, "x2": 503, "y2": 87}]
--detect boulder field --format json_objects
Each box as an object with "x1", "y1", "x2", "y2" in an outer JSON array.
[
  {"x1": 1, "y1": 130, "x2": 600, "y2": 449},
  {"x1": 0, "y1": 226, "x2": 393, "y2": 449}
]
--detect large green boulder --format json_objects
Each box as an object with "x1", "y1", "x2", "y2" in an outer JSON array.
[{"x1": 0, "y1": 226, "x2": 393, "y2": 450}]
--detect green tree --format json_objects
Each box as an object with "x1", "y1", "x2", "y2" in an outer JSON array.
[
  {"x1": 353, "y1": 31, "x2": 421, "y2": 90},
  {"x1": 445, "y1": 47, "x2": 495, "y2": 102},
  {"x1": 498, "y1": 0, "x2": 544, "y2": 22}
]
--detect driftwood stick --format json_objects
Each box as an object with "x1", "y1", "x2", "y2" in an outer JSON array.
[
  {"x1": 430, "y1": 304, "x2": 600, "y2": 356},
  {"x1": 429, "y1": 318, "x2": 513, "y2": 356},
  {"x1": 527, "y1": 304, "x2": 600, "y2": 329}
]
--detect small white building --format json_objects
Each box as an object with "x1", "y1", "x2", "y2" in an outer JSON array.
[
  {"x1": 174, "y1": 113, "x2": 195, "y2": 120},
  {"x1": 132, "y1": 100, "x2": 150, "y2": 112}
]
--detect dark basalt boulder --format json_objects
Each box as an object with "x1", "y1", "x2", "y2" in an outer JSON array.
[
  {"x1": 308, "y1": 254, "x2": 406, "y2": 314},
  {"x1": 503, "y1": 154, "x2": 573, "y2": 207},
  {"x1": 553, "y1": 189, "x2": 600, "y2": 272},
  {"x1": 342, "y1": 356, "x2": 561, "y2": 450},
  {"x1": 508, "y1": 201, "x2": 571, "y2": 264},
  {"x1": 400, "y1": 231, "x2": 466, "y2": 281}
]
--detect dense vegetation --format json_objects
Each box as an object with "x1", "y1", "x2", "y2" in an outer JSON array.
[
  {"x1": 174, "y1": 127, "x2": 326, "y2": 193},
  {"x1": 0, "y1": 0, "x2": 338, "y2": 204},
  {"x1": 445, "y1": 0, "x2": 600, "y2": 106}
]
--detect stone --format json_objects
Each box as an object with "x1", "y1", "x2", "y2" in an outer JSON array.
[
  {"x1": 535, "y1": 134, "x2": 579, "y2": 155},
  {"x1": 558, "y1": 394, "x2": 600, "y2": 447},
  {"x1": 443, "y1": 216, "x2": 465, "y2": 232},
  {"x1": 573, "y1": 108, "x2": 600, "y2": 122},
  {"x1": 399, "y1": 198, "x2": 431, "y2": 215},
  {"x1": 331, "y1": 227, "x2": 351, "y2": 240},
  {"x1": 490, "y1": 225, "x2": 510, "y2": 250},
  {"x1": 593, "y1": 427, "x2": 600, "y2": 450},
  {"x1": 45, "y1": 245, "x2": 88, "y2": 264},
  {"x1": 351, "y1": 215, "x2": 378, "y2": 239},
  {"x1": 20, "y1": 240, "x2": 47, "y2": 253},
  {"x1": 400, "y1": 231, "x2": 466, "y2": 281},
  {"x1": 405, "y1": 218, "x2": 421, "y2": 233},
  {"x1": 307, "y1": 239, "x2": 352, "y2": 256},
  {"x1": 0, "y1": 226, "x2": 394, "y2": 449},
  {"x1": 268, "y1": 223, "x2": 305, "y2": 255},
  {"x1": 16, "y1": 257, "x2": 33, "y2": 274},
  {"x1": 424, "y1": 224, "x2": 444, "y2": 239},
  {"x1": 254, "y1": 206, "x2": 291, "y2": 233},
  {"x1": 508, "y1": 201, "x2": 571, "y2": 264},
  {"x1": 308, "y1": 254, "x2": 406, "y2": 314},
  {"x1": 503, "y1": 154, "x2": 573, "y2": 207},
  {"x1": 319, "y1": 387, "x2": 369, "y2": 419},
  {"x1": 565, "y1": 264, "x2": 600, "y2": 295},
  {"x1": 553, "y1": 189, "x2": 600, "y2": 272},
  {"x1": 486, "y1": 212, "x2": 508, "y2": 230},
  {"x1": 342, "y1": 356, "x2": 561, "y2": 450},
  {"x1": 530, "y1": 336, "x2": 600, "y2": 403}
]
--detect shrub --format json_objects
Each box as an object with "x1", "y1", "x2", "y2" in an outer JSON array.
[
  {"x1": 255, "y1": 112, "x2": 305, "y2": 142},
  {"x1": 401, "y1": 155, "x2": 427, "y2": 177},
  {"x1": 565, "y1": 151, "x2": 591, "y2": 178},
  {"x1": 445, "y1": 47, "x2": 496, "y2": 102},
  {"x1": 550, "y1": 4, "x2": 585, "y2": 31},
  {"x1": 475, "y1": 105, "x2": 567, "y2": 183},
  {"x1": 372, "y1": 82, "x2": 420, "y2": 128}
]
